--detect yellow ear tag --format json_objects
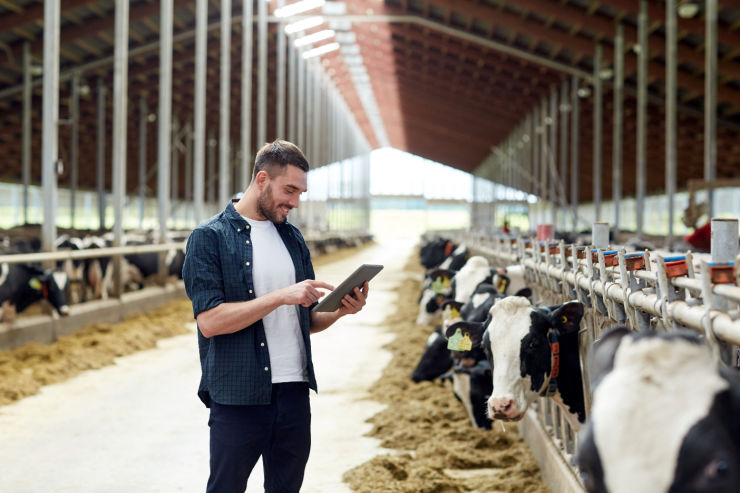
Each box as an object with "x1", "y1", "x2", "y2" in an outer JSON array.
[
  {"x1": 450, "y1": 306, "x2": 460, "y2": 320},
  {"x1": 29, "y1": 278, "x2": 42, "y2": 291},
  {"x1": 458, "y1": 333, "x2": 473, "y2": 352},
  {"x1": 442, "y1": 277, "x2": 451, "y2": 289},
  {"x1": 496, "y1": 278, "x2": 508, "y2": 293},
  {"x1": 561, "y1": 315, "x2": 568, "y2": 324},
  {"x1": 431, "y1": 277, "x2": 445, "y2": 294},
  {"x1": 447, "y1": 328, "x2": 463, "y2": 350}
]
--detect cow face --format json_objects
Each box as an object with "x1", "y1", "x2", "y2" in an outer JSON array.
[
  {"x1": 43, "y1": 270, "x2": 70, "y2": 316},
  {"x1": 452, "y1": 363, "x2": 493, "y2": 429},
  {"x1": 577, "y1": 329, "x2": 740, "y2": 493},
  {"x1": 416, "y1": 269, "x2": 455, "y2": 326},
  {"x1": 450, "y1": 255, "x2": 491, "y2": 304},
  {"x1": 492, "y1": 265, "x2": 532, "y2": 299},
  {"x1": 411, "y1": 326, "x2": 453, "y2": 383},
  {"x1": 482, "y1": 297, "x2": 583, "y2": 422}
]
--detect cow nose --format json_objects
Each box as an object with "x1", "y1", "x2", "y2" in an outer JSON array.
[{"x1": 489, "y1": 397, "x2": 518, "y2": 417}]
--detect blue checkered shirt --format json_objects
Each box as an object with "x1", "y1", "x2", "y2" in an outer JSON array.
[{"x1": 183, "y1": 202, "x2": 317, "y2": 407}]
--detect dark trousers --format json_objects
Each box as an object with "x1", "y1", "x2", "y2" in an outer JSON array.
[{"x1": 206, "y1": 382, "x2": 311, "y2": 493}]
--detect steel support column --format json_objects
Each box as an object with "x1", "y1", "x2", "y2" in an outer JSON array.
[
  {"x1": 257, "y1": 0, "x2": 267, "y2": 147},
  {"x1": 41, "y1": 0, "x2": 60, "y2": 252},
  {"x1": 111, "y1": 0, "x2": 129, "y2": 296},
  {"x1": 549, "y1": 87, "x2": 557, "y2": 226},
  {"x1": 22, "y1": 42, "x2": 31, "y2": 225},
  {"x1": 219, "y1": 0, "x2": 232, "y2": 206},
  {"x1": 276, "y1": 0, "x2": 286, "y2": 139},
  {"x1": 139, "y1": 95, "x2": 147, "y2": 228},
  {"x1": 194, "y1": 0, "x2": 207, "y2": 223},
  {"x1": 559, "y1": 78, "x2": 569, "y2": 232},
  {"x1": 612, "y1": 23, "x2": 623, "y2": 235},
  {"x1": 705, "y1": 0, "x2": 718, "y2": 218},
  {"x1": 288, "y1": 33, "x2": 297, "y2": 143},
  {"x1": 241, "y1": 0, "x2": 253, "y2": 189},
  {"x1": 593, "y1": 44, "x2": 603, "y2": 222},
  {"x1": 636, "y1": 0, "x2": 648, "y2": 238},
  {"x1": 666, "y1": 0, "x2": 677, "y2": 247},
  {"x1": 96, "y1": 78, "x2": 106, "y2": 230},
  {"x1": 571, "y1": 75, "x2": 580, "y2": 232},
  {"x1": 158, "y1": 0, "x2": 173, "y2": 240},
  {"x1": 70, "y1": 73, "x2": 80, "y2": 228}
]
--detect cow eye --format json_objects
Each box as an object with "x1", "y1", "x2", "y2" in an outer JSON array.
[{"x1": 703, "y1": 458, "x2": 728, "y2": 479}]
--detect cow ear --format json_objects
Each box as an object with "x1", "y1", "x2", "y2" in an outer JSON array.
[
  {"x1": 588, "y1": 326, "x2": 632, "y2": 390},
  {"x1": 494, "y1": 273, "x2": 510, "y2": 294},
  {"x1": 550, "y1": 301, "x2": 584, "y2": 334},
  {"x1": 445, "y1": 320, "x2": 486, "y2": 348},
  {"x1": 514, "y1": 287, "x2": 532, "y2": 299}
]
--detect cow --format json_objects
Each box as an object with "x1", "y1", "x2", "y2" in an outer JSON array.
[
  {"x1": 411, "y1": 325, "x2": 454, "y2": 383},
  {"x1": 416, "y1": 268, "x2": 456, "y2": 326},
  {"x1": 420, "y1": 237, "x2": 455, "y2": 269},
  {"x1": 492, "y1": 265, "x2": 532, "y2": 299},
  {"x1": 576, "y1": 328, "x2": 740, "y2": 493},
  {"x1": 438, "y1": 244, "x2": 468, "y2": 271},
  {"x1": 446, "y1": 297, "x2": 586, "y2": 431},
  {"x1": 0, "y1": 263, "x2": 70, "y2": 322}
]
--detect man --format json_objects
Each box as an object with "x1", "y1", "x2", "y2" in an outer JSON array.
[{"x1": 183, "y1": 140, "x2": 369, "y2": 492}]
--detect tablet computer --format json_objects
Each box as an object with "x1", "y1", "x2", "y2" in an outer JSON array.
[{"x1": 312, "y1": 264, "x2": 384, "y2": 312}]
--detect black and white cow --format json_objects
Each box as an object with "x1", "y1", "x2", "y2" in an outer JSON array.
[
  {"x1": 420, "y1": 237, "x2": 455, "y2": 269},
  {"x1": 447, "y1": 297, "x2": 586, "y2": 430},
  {"x1": 492, "y1": 265, "x2": 532, "y2": 298},
  {"x1": 0, "y1": 263, "x2": 70, "y2": 322},
  {"x1": 438, "y1": 244, "x2": 468, "y2": 271},
  {"x1": 411, "y1": 325, "x2": 454, "y2": 383},
  {"x1": 416, "y1": 268, "x2": 456, "y2": 326},
  {"x1": 452, "y1": 361, "x2": 493, "y2": 430},
  {"x1": 577, "y1": 328, "x2": 740, "y2": 493}
]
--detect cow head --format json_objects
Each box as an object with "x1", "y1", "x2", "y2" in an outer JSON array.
[
  {"x1": 416, "y1": 268, "x2": 455, "y2": 325},
  {"x1": 492, "y1": 265, "x2": 532, "y2": 299},
  {"x1": 577, "y1": 328, "x2": 740, "y2": 493},
  {"x1": 480, "y1": 297, "x2": 583, "y2": 422},
  {"x1": 30, "y1": 270, "x2": 70, "y2": 316},
  {"x1": 411, "y1": 325, "x2": 453, "y2": 383}
]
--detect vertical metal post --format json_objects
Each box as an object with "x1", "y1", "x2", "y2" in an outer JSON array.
[
  {"x1": 636, "y1": 0, "x2": 648, "y2": 238},
  {"x1": 22, "y1": 41, "x2": 31, "y2": 225},
  {"x1": 666, "y1": 0, "x2": 677, "y2": 247},
  {"x1": 257, "y1": 0, "x2": 267, "y2": 146},
  {"x1": 593, "y1": 222, "x2": 610, "y2": 249},
  {"x1": 194, "y1": 0, "x2": 207, "y2": 223},
  {"x1": 207, "y1": 131, "x2": 216, "y2": 205},
  {"x1": 158, "y1": 0, "x2": 173, "y2": 241},
  {"x1": 533, "y1": 104, "x2": 540, "y2": 227},
  {"x1": 111, "y1": 0, "x2": 129, "y2": 297},
  {"x1": 571, "y1": 75, "x2": 580, "y2": 232},
  {"x1": 70, "y1": 72, "x2": 79, "y2": 228},
  {"x1": 613, "y1": 23, "x2": 623, "y2": 235},
  {"x1": 312, "y1": 61, "x2": 321, "y2": 166},
  {"x1": 559, "y1": 78, "x2": 569, "y2": 232},
  {"x1": 97, "y1": 77, "x2": 106, "y2": 230},
  {"x1": 288, "y1": 33, "x2": 297, "y2": 143},
  {"x1": 172, "y1": 117, "x2": 179, "y2": 205},
  {"x1": 593, "y1": 44, "x2": 603, "y2": 222},
  {"x1": 42, "y1": 0, "x2": 60, "y2": 252},
  {"x1": 139, "y1": 95, "x2": 147, "y2": 228},
  {"x1": 705, "y1": 0, "x2": 718, "y2": 218},
  {"x1": 297, "y1": 52, "x2": 305, "y2": 149},
  {"x1": 241, "y1": 0, "x2": 253, "y2": 189},
  {"x1": 549, "y1": 86, "x2": 558, "y2": 226},
  {"x1": 185, "y1": 121, "x2": 193, "y2": 219},
  {"x1": 276, "y1": 0, "x2": 286, "y2": 139},
  {"x1": 219, "y1": 0, "x2": 232, "y2": 206}
]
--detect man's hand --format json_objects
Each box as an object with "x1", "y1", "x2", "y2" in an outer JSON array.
[
  {"x1": 337, "y1": 281, "x2": 369, "y2": 316},
  {"x1": 280, "y1": 280, "x2": 334, "y2": 307}
]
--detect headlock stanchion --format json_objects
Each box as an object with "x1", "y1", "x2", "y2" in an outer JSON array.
[{"x1": 436, "y1": 218, "x2": 740, "y2": 489}]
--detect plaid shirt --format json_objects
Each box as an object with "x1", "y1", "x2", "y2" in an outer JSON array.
[{"x1": 183, "y1": 202, "x2": 317, "y2": 407}]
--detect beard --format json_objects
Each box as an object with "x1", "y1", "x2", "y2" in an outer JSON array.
[{"x1": 257, "y1": 183, "x2": 290, "y2": 224}]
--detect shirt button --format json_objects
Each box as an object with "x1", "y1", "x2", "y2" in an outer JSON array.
[
  {"x1": 264, "y1": 366, "x2": 269, "y2": 371},
  {"x1": 246, "y1": 240, "x2": 250, "y2": 244},
  {"x1": 249, "y1": 289, "x2": 253, "y2": 294},
  {"x1": 237, "y1": 228, "x2": 241, "y2": 232},
  {"x1": 260, "y1": 342, "x2": 265, "y2": 347},
  {"x1": 246, "y1": 225, "x2": 250, "y2": 229},
  {"x1": 245, "y1": 261, "x2": 250, "y2": 266}
]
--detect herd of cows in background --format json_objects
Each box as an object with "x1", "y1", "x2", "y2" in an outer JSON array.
[
  {"x1": 0, "y1": 226, "x2": 189, "y2": 323},
  {"x1": 412, "y1": 236, "x2": 740, "y2": 493}
]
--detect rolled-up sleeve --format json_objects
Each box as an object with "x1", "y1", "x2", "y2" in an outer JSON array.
[{"x1": 183, "y1": 227, "x2": 224, "y2": 319}]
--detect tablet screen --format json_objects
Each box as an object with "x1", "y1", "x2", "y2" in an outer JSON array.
[{"x1": 312, "y1": 264, "x2": 384, "y2": 312}]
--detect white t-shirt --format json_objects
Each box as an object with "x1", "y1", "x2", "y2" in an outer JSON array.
[{"x1": 244, "y1": 216, "x2": 308, "y2": 383}]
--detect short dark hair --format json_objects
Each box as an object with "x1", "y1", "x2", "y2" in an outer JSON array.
[{"x1": 252, "y1": 140, "x2": 309, "y2": 180}]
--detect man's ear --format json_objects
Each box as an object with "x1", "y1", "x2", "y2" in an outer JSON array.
[{"x1": 255, "y1": 170, "x2": 270, "y2": 188}]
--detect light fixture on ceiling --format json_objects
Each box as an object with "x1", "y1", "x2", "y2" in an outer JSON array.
[
  {"x1": 677, "y1": 1, "x2": 700, "y2": 19},
  {"x1": 275, "y1": 0, "x2": 325, "y2": 18},
  {"x1": 284, "y1": 16, "x2": 323, "y2": 34},
  {"x1": 294, "y1": 29, "x2": 335, "y2": 47},
  {"x1": 599, "y1": 67, "x2": 614, "y2": 80},
  {"x1": 302, "y1": 42, "x2": 340, "y2": 59},
  {"x1": 577, "y1": 86, "x2": 591, "y2": 98}
]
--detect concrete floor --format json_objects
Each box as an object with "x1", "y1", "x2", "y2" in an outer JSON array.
[{"x1": 0, "y1": 237, "x2": 415, "y2": 493}]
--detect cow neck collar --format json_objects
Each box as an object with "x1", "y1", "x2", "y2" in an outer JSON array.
[{"x1": 541, "y1": 329, "x2": 560, "y2": 397}]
